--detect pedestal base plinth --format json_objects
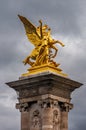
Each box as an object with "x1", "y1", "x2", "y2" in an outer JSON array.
[{"x1": 21, "y1": 64, "x2": 68, "y2": 78}]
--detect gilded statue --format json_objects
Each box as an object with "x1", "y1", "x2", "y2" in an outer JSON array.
[{"x1": 18, "y1": 15, "x2": 64, "y2": 68}]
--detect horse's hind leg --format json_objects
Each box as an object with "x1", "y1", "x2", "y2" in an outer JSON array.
[
  {"x1": 23, "y1": 56, "x2": 35, "y2": 66},
  {"x1": 23, "y1": 56, "x2": 30, "y2": 65}
]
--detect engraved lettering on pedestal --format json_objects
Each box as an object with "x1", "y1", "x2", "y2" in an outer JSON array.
[
  {"x1": 31, "y1": 110, "x2": 41, "y2": 129},
  {"x1": 53, "y1": 110, "x2": 60, "y2": 130}
]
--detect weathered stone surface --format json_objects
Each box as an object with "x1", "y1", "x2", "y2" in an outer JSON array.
[
  {"x1": 6, "y1": 72, "x2": 83, "y2": 130},
  {"x1": 21, "y1": 111, "x2": 29, "y2": 130},
  {"x1": 6, "y1": 72, "x2": 82, "y2": 99}
]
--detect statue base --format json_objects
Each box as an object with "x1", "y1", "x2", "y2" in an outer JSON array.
[
  {"x1": 6, "y1": 72, "x2": 83, "y2": 130},
  {"x1": 21, "y1": 64, "x2": 68, "y2": 78}
]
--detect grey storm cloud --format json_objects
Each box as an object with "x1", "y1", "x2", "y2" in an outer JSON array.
[
  {"x1": 0, "y1": 0, "x2": 85, "y2": 36},
  {"x1": 0, "y1": 0, "x2": 86, "y2": 130},
  {"x1": 0, "y1": 105, "x2": 20, "y2": 130}
]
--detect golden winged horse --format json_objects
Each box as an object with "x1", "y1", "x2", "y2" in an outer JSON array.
[{"x1": 18, "y1": 15, "x2": 64, "y2": 67}]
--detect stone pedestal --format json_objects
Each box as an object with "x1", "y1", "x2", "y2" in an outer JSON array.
[{"x1": 6, "y1": 72, "x2": 82, "y2": 130}]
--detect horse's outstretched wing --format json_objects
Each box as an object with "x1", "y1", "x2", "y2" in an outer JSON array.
[{"x1": 18, "y1": 15, "x2": 41, "y2": 47}]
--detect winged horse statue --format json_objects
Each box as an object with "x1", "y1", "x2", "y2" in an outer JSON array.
[{"x1": 18, "y1": 15, "x2": 64, "y2": 67}]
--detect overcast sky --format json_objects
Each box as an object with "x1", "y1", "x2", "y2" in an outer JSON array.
[{"x1": 0, "y1": 0, "x2": 86, "y2": 130}]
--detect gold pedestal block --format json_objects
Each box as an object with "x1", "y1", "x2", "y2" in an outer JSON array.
[{"x1": 21, "y1": 64, "x2": 68, "y2": 77}]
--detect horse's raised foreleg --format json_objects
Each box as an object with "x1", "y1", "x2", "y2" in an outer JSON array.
[{"x1": 51, "y1": 45, "x2": 58, "y2": 58}]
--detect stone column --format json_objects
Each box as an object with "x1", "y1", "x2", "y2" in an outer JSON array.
[
  {"x1": 6, "y1": 72, "x2": 83, "y2": 130},
  {"x1": 21, "y1": 111, "x2": 28, "y2": 130},
  {"x1": 39, "y1": 99, "x2": 54, "y2": 130},
  {"x1": 60, "y1": 103, "x2": 73, "y2": 130},
  {"x1": 16, "y1": 103, "x2": 29, "y2": 130}
]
